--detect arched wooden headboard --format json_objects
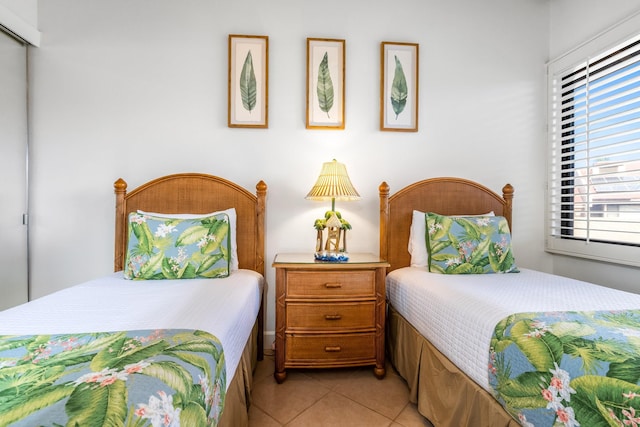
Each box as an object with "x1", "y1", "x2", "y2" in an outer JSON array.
[
  {"x1": 113, "y1": 173, "x2": 267, "y2": 275},
  {"x1": 379, "y1": 177, "x2": 513, "y2": 272}
]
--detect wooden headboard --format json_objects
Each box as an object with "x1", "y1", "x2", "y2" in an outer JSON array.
[
  {"x1": 113, "y1": 173, "x2": 267, "y2": 275},
  {"x1": 379, "y1": 177, "x2": 514, "y2": 272}
]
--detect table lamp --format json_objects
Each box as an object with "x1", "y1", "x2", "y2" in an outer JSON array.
[{"x1": 305, "y1": 159, "x2": 360, "y2": 261}]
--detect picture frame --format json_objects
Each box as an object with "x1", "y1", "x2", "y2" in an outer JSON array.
[
  {"x1": 228, "y1": 34, "x2": 269, "y2": 128},
  {"x1": 380, "y1": 41, "x2": 419, "y2": 132},
  {"x1": 306, "y1": 38, "x2": 345, "y2": 130}
]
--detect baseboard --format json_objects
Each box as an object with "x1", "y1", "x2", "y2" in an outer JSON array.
[{"x1": 264, "y1": 330, "x2": 275, "y2": 351}]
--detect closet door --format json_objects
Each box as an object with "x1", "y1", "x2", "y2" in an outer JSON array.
[{"x1": 0, "y1": 30, "x2": 28, "y2": 310}]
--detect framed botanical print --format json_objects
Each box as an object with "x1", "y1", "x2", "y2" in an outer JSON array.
[
  {"x1": 228, "y1": 34, "x2": 269, "y2": 128},
  {"x1": 306, "y1": 38, "x2": 345, "y2": 130},
  {"x1": 380, "y1": 41, "x2": 419, "y2": 132}
]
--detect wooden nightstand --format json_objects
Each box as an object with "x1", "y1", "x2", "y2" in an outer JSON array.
[{"x1": 272, "y1": 253, "x2": 389, "y2": 383}]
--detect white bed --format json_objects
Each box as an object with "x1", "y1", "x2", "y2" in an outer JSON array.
[
  {"x1": 0, "y1": 270, "x2": 263, "y2": 390},
  {"x1": 387, "y1": 267, "x2": 640, "y2": 392},
  {"x1": 380, "y1": 177, "x2": 640, "y2": 427},
  {"x1": 0, "y1": 173, "x2": 267, "y2": 427}
]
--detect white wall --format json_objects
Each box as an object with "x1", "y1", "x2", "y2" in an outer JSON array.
[
  {"x1": 548, "y1": 0, "x2": 640, "y2": 293},
  {"x1": 549, "y1": 0, "x2": 640, "y2": 60},
  {"x1": 0, "y1": 0, "x2": 39, "y2": 45},
  {"x1": 31, "y1": 0, "x2": 551, "y2": 343},
  {"x1": 0, "y1": 0, "x2": 37, "y2": 26}
]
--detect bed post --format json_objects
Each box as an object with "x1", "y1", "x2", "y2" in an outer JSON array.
[
  {"x1": 379, "y1": 182, "x2": 390, "y2": 265},
  {"x1": 255, "y1": 180, "x2": 267, "y2": 276},
  {"x1": 502, "y1": 183, "x2": 514, "y2": 232},
  {"x1": 256, "y1": 180, "x2": 267, "y2": 361},
  {"x1": 114, "y1": 178, "x2": 128, "y2": 272}
]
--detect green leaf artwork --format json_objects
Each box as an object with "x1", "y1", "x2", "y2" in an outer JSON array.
[
  {"x1": 316, "y1": 52, "x2": 334, "y2": 118},
  {"x1": 390, "y1": 55, "x2": 408, "y2": 119},
  {"x1": 240, "y1": 50, "x2": 257, "y2": 113}
]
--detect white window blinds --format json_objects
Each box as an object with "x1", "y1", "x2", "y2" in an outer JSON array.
[{"x1": 548, "y1": 30, "x2": 640, "y2": 267}]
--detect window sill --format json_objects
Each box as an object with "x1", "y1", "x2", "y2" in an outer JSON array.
[{"x1": 546, "y1": 237, "x2": 640, "y2": 268}]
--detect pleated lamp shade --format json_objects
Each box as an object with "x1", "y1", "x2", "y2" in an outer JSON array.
[{"x1": 305, "y1": 159, "x2": 361, "y2": 202}]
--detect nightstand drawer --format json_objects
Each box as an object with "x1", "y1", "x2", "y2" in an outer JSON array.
[
  {"x1": 286, "y1": 271, "x2": 375, "y2": 298},
  {"x1": 286, "y1": 333, "x2": 376, "y2": 361},
  {"x1": 286, "y1": 302, "x2": 376, "y2": 330}
]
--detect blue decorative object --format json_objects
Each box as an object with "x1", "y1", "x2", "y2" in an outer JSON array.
[{"x1": 314, "y1": 251, "x2": 349, "y2": 262}]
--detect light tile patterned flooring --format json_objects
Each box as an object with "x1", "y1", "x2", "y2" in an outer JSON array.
[{"x1": 249, "y1": 352, "x2": 434, "y2": 427}]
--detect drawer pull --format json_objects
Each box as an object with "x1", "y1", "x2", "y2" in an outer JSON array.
[
  {"x1": 324, "y1": 346, "x2": 342, "y2": 352},
  {"x1": 325, "y1": 314, "x2": 342, "y2": 320},
  {"x1": 325, "y1": 283, "x2": 342, "y2": 288}
]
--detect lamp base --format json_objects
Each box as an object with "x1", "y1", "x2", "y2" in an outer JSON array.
[{"x1": 314, "y1": 251, "x2": 349, "y2": 262}]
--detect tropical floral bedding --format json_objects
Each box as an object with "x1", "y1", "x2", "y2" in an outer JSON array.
[
  {"x1": 0, "y1": 328, "x2": 226, "y2": 427},
  {"x1": 489, "y1": 310, "x2": 640, "y2": 427}
]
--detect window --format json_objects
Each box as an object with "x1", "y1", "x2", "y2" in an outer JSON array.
[{"x1": 547, "y1": 21, "x2": 640, "y2": 267}]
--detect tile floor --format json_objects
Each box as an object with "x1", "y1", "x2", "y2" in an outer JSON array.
[{"x1": 248, "y1": 352, "x2": 434, "y2": 427}]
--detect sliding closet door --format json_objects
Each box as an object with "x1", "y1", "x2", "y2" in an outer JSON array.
[{"x1": 0, "y1": 30, "x2": 28, "y2": 310}]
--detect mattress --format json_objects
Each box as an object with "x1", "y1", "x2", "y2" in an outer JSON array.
[
  {"x1": 0, "y1": 269, "x2": 263, "y2": 391},
  {"x1": 386, "y1": 267, "x2": 640, "y2": 390}
]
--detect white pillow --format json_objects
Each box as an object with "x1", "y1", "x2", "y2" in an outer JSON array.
[
  {"x1": 136, "y1": 208, "x2": 239, "y2": 271},
  {"x1": 408, "y1": 210, "x2": 495, "y2": 267}
]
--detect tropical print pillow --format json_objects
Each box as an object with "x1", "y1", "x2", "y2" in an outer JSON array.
[
  {"x1": 137, "y1": 208, "x2": 239, "y2": 272},
  {"x1": 425, "y1": 212, "x2": 518, "y2": 274},
  {"x1": 124, "y1": 212, "x2": 231, "y2": 280}
]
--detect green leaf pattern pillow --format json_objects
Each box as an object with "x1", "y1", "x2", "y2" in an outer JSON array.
[
  {"x1": 124, "y1": 212, "x2": 231, "y2": 280},
  {"x1": 425, "y1": 212, "x2": 518, "y2": 274}
]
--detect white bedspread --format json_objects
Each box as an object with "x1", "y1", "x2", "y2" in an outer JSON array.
[
  {"x1": 0, "y1": 269, "x2": 263, "y2": 390},
  {"x1": 386, "y1": 267, "x2": 640, "y2": 390}
]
